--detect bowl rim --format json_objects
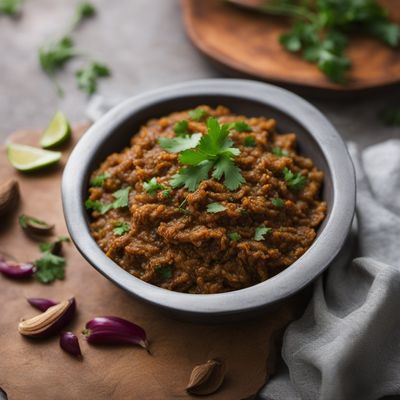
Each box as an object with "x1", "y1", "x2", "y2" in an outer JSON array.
[{"x1": 62, "y1": 79, "x2": 355, "y2": 316}]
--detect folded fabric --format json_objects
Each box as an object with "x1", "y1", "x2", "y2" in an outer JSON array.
[{"x1": 261, "y1": 140, "x2": 400, "y2": 400}]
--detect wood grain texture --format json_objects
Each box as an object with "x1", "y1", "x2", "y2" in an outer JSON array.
[
  {"x1": 0, "y1": 127, "x2": 306, "y2": 400},
  {"x1": 182, "y1": 0, "x2": 400, "y2": 94}
]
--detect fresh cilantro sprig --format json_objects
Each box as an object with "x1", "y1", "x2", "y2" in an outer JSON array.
[
  {"x1": 228, "y1": 232, "x2": 241, "y2": 241},
  {"x1": 76, "y1": 62, "x2": 110, "y2": 95},
  {"x1": 113, "y1": 221, "x2": 130, "y2": 236},
  {"x1": 161, "y1": 118, "x2": 245, "y2": 192},
  {"x1": 283, "y1": 167, "x2": 307, "y2": 191},
  {"x1": 258, "y1": 0, "x2": 400, "y2": 83},
  {"x1": 0, "y1": 0, "x2": 21, "y2": 15},
  {"x1": 271, "y1": 198, "x2": 285, "y2": 208},
  {"x1": 244, "y1": 136, "x2": 256, "y2": 147},
  {"x1": 70, "y1": 1, "x2": 96, "y2": 30},
  {"x1": 230, "y1": 121, "x2": 253, "y2": 132},
  {"x1": 86, "y1": 186, "x2": 131, "y2": 214}
]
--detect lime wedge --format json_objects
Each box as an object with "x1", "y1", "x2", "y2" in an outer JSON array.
[
  {"x1": 40, "y1": 111, "x2": 71, "y2": 149},
  {"x1": 7, "y1": 143, "x2": 62, "y2": 172}
]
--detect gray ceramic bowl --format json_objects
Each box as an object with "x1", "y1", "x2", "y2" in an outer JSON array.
[{"x1": 62, "y1": 79, "x2": 355, "y2": 322}]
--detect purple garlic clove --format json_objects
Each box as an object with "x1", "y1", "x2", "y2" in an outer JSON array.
[
  {"x1": 18, "y1": 297, "x2": 76, "y2": 338},
  {"x1": 83, "y1": 316, "x2": 148, "y2": 350},
  {"x1": 60, "y1": 332, "x2": 82, "y2": 358},
  {"x1": 27, "y1": 297, "x2": 59, "y2": 312},
  {"x1": 0, "y1": 259, "x2": 34, "y2": 279}
]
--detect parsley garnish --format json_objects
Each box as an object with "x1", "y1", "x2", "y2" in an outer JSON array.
[
  {"x1": 174, "y1": 120, "x2": 190, "y2": 136},
  {"x1": 76, "y1": 62, "x2": 110, "y2": 95},
  {"x1": 159, "y1": 133, "x2": 202, "y2": 153},
  {"x1": 188, "y1": 108, "x2": 207, "y2": 121},
  {"x1": 244, "y1": 136, "x2": 256, "y2": 147},
  {"x1": 162, "y1": 189, "x2": 171, "y2": 198},
  {"x1": 272, "y1": 147, "x2": 289, "y2": 157},
  {"x1": 168, "y1": 118, "x2": 245, "y2": 192},
  {"x1": 254, "y1": 226, "x2": 272, "y2": 241},
  {"x1": 113, "y1": 221, "x2": 130, "y2": 236},
  {"x1": 35, "y1": 244, "x2": 66, "y2": 284},
  {"x1": 0, "y1": 0, "x2": 21, "y2": 15},
  {"x1": 283, "y1": 167, "x2": 307, "y2": 191},
  {"x1": 86, "y1": 186, "x2": 131, "y2": 214},
  {"x1": 90, "y1": 172, "x2": 110, "y2": 187},
  {"x1": 143, "y1": 177, "x2": 167, "y2": 196},
  {"x1": 271, "y1": 198, "x2": 285, "y2": 208},
  {"x1": 155, "y1": 265, "x2": 173, "y2": 280},
  {"x1": 206, "y1": 202, "x2": 226, "y2": 213},
  {"x1": 231, "y1": 121, "x2": 253, "y2": 132},
  {"x1": 228, "y1": 232, "x2": 241, "y2": 241}
]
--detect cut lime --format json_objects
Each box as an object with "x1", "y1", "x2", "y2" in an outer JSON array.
[
  {"x1": 7, "y1": 143, "x2": 62, "y2": 172},
  {"x1": 40, "y1": 111, "x2": 71, "y2": 149}
]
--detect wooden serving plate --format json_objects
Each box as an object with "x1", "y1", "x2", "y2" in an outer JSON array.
[{"x1": 182, "y1": 0, "x2": 400, "y2": 95}]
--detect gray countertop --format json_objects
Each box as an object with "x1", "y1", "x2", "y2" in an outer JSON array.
[{"x1": 1, "y1": 0, "x2": 399, "y2": 147}]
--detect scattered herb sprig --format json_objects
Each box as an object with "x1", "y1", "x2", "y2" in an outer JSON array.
[
  {"x1": 254, "y1": 226, "x2": 272, "y2": 241},
  {"x1": 113, "y1": 221, "x2": 130, "y2": 236},
  {"x1": 86, "y1": 186, "x2": 131, "y2": 214},
  {"x1": 283, "y1": 167, "x2": 307, "y2": 191},
  {"x1": 0, "y1": 0, "x2": 22, "y2": 16},
  {"x1": 76, "y1": 62, "x2": 110, "y2": 95},
  {"x1": 256, "y1": 0, "x2": 400, "y2": 83}
]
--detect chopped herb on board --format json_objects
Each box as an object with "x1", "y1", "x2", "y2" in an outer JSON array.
[
  {"x1": 35, "y1": 251, "x2": 66, "y2": 284},
  {"x1": 76, "y1": 62, "x2": 110, "y2": 95}
]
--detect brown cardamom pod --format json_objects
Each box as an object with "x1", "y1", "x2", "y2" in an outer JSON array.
[
  {"x1": 186, "y1": 358, "x2": 225, "y2": 395},
  {"x1": 0, "y1": 178, "x2": 19, "y2": 217}
]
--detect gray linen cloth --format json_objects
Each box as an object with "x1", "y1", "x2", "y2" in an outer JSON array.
[
  {"x1": 261, "y1": 139, "x2": 400, "y2": 400},
  {"x1": 87, "y1": 99, "x2": 400, "y2": 400}
]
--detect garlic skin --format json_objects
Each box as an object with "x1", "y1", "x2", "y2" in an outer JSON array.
[
  {"x1": 186, "y1": 358, "x2": 226, "y2": 395},
  {"x1": 18, "y1": 298, "x2": 76, "y2": 338}
]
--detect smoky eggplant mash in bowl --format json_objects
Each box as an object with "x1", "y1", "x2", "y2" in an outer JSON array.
[{"x1": 62, "y1": 80, "x2": 355, "y2": 320}]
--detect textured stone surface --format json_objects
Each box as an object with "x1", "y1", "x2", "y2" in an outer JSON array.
[{"x1": 0, "y1": 0, "x2": 399, "y2": 146}]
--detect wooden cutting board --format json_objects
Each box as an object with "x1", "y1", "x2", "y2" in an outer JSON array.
[
  {"x1": 0, "y1": 126, "x2": 307, "y2": 400},
  {"x1": 182, "y1": 0, "x2": 400, "y2": 95}
]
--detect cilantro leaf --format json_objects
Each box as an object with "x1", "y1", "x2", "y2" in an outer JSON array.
[
  {"x1": 39, "y1": 236, "x2": 70, "y2": 253},
  {"x1": 76, "y1": 62, "x2": 110, "y2": 95},
  {"x1": 271, "y1": 198, "x2": 285, "y2": 208},
  {"x1": 231, "y1": 121, "x2": 253, "y2": 132},
  {"x1": 171, "y1": 162, "x2": 213, "y2": 192},
  {"x1": 111, "y1": 187, "x2": 131, "y2": 208},
  {"x1": 228, "y1": 232, "x2": 241, "y2": 241},
  {"x1": 212, "y1": 156, "x2": 245, "y2": 191},
  {"x1": 0, "y1": 0, "x2": 21, "y2": 15},
  {"x1": 174, "y1": 120, "x2": 189, "y2": 136},
  {"x1": 254, "y1": 226, "x2": 272, "y2": 241},
  {"x1": 188, "y1": 108, "x2": 207, "y2": 121},
  {"x1": 283, "y1": 167, "x2": 307, "y2": 191},
  {"x1": 143, "y1": 177, "x2": 166, "y2": 196},
  {"x1": 159, "y1": 133, "x2": 202, "y2": 153},
  {"x1": 86, "y1": 186, "x2": 131, "y2": 214},
  {"x1": 113, "y1": 221, "x2": 130, "y2": 236},
  {"x1": 35, "y1": 251, "x2": 66, "y2": 284},
  {"x1": 90, "y1": 172, "x2": 110, "y2": 187},
  {"x1": 39, "y1": 36, "x2": 77, "y2": 76},
  {"x1": 155, "y1": 265, "x2": 173, "y2": 280},
  {"x1": 272, "y1": 147, "x2": 289, "y2": 157},
  {"x1": 206, "y1": 202, "x2": 226, "y2": 213},
  {"x1": 244, "y1": 136, "x2": 256, "y2": 147}
]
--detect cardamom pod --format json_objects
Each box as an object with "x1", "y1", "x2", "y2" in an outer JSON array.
[
  {"x1": 18, "y1": 297, "x2": 76, "y2": 338},
  {"x1": 186, "y1": 358, "x2": 225, "y2": 395},
  {"x1": 0, "y1": 178, "x2": 19, "y2": 217}
]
